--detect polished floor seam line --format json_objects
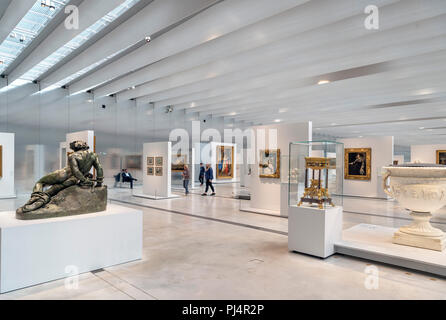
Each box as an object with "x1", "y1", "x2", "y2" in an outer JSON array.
[
  {"x1": 109, "y1": 198, "x2": 288, "y2": 236},
  {"x1": 91, "y1": 271, "x2": 137, "y2": 300},
  {"x1": 101, "y1": 269, "x2": 159, "y2": 300}
]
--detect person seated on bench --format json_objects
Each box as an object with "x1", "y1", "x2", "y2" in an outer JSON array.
[
  {"x1": 122, "y1": 169, "x2": 137, "y2": 189},
  {"x1": 114, "y1": 169, "x2": 125, "y2": 188}
]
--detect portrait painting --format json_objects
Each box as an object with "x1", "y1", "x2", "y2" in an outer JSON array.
[
  {"x1": 437, "y1": 150, "x2": 446, "y2": 165},
  {"x1": 155, "y1": 157, "x2": 163, "y2": 167},
  {"x1": 172, "y1": 154, "x2": 187, "y2": 172},
  {"x1": 147, "y1": 167, "x2": 154, "y2": 176},
  {"x1": 259, "y1": 149, "x2": 280, "y2": 178},
  {"x1": 344, "y1": 148, "x2": 371, "y2": 180},
  {"x1": 155, "y1": 167, "x2": 163, "y2": 176},
  {"x1": 147, "y1": 157, "x2": 154, "y2": 166},
  {"x1": 216, "y1": 145, "x2": 234, "y2": 179}
]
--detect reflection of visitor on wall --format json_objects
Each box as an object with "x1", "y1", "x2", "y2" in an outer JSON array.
[
  {"x1": 122, "y1": 169, "x2": 137, "y2": 189},
  {"x1": 349, "y1": 154, "x2": 365, "y2": 175}
]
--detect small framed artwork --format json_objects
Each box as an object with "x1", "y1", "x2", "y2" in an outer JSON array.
[
  {"x1": 147, "y1": 157, "x2": 154, "y2": 166},
  {"x1": 344, "y1": 148, "x2": 372, "y2": 180},
  {"x1": 437, "y1": 150, "x2": 446, "y2": 165},
  {"x1": 155, "y1": 157, "x2": 163, "y2": 166},
  {"x1": 155, "y1": 167, "x2": 163, "y2": 176},
  {"x1": 259, "y1": 149, "x2": 280, "y2": 178},
  {"x1": 147, "y1": 167, "x2": 154, "y2": 175}
]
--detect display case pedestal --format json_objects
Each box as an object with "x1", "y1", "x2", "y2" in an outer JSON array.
[
  {"x1": 288, "y1": 205, "x2": 343, "y2": 258},
  {"x1": 0, "y1": 204, "x2": 142, "y2": 293}
]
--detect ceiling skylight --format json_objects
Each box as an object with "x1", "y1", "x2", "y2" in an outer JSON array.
[
  {"x1": 20, "y1": 0, "x2": 141, "y2": 82},
  {"x1": 0, "y1": 0, "x2": 69, "y2": 75}
]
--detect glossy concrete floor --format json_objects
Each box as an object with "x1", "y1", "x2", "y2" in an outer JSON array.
[{"x1": 1, "y1": 184, "x2": 446, "y2": 299}]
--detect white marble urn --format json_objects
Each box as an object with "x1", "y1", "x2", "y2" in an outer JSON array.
[{"x1": 383, "y1": 164, "x2": 446, "y2": 251}]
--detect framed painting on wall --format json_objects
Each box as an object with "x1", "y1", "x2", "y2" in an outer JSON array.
[
  {"x1": 155, "y1": 167, "x2": 163, "y2": 176},
  {"x1": 147, "y1": 167, "x2": 154, "y2": 176},
  {"x1": 172, "y1": 154, "x2": 187, "y2": 172},
  {"x1": 259, "y1": 149, "x2": 280, "y2": 178},
  {"x1": 216, "y1": 145, "x2": 234, "y2": 179},
  {"x1": 344, "y1": 148, "x2": 371, "y2": 180},
  {"x1": 437, "y1": 150, "x2": 446, "y2": 165},
  {"x1": 155, "y1": 157, "x2": 163, "y2": 167},
  {"x1": 126, "y1": 155, "x2": 142, "y2": 169},
  {"x1": 147, "y1": 157, "x2": 154, "y2": 166}
]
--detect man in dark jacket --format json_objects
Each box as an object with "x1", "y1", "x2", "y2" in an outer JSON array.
[
  {"x1": 122, "y1": 169, "x2": 137, "y2": 189},
  {"x1": 202, "y1": 164, "x2": 215, "y2": 196},
  {"x1": 198, "y1": 163, "x2": 205, "y2": 186}
]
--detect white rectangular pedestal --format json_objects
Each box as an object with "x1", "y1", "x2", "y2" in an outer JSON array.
[
  {"x1": 335, "y1": 224, "x2": 446, "y2": 277},
  {"x1": 288, "y1": 205, "x2": 343, "y2": 258},
  {"x1": 0, "y1": 204, "x2": 143, "y2": 293}
]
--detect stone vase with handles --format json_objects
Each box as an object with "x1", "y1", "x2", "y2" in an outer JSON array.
[{"x1": 382, "y1": 164, "x2": 446, "y2": 251}]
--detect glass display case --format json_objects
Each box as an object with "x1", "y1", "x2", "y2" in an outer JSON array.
[{"x1": 288, "y1": 141, "x2": 344, "y2": 209}]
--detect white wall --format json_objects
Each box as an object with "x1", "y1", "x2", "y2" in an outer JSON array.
[
  {"x1": 250, "y1": 122, "x2": 312, "y2": 211},
  {"x1": 393, "y1": 154, "x2": 405, "y2": 164},
  {"x1": 411, "y1": 144, "x2": 446, "y2": 164},
  {"x1": 143, "y1": 142, "x2": 172, "y2": 197},
  {"x1": 0, "y1": 133, "x2": 15, "y2": 198},
  {"x1": 339, "y1": 136, "x2": 394, "y2": 199}
]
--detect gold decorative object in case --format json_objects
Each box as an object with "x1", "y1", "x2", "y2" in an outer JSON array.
[{"x1": 298, "y1": 157, "x2": 335, "y2": 209}]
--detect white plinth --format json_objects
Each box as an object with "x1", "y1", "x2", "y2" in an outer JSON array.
[
  {"x1": 288, "y1": 205, "x2": 343, "y2": 258},
  {"x1": 133, "y1": 193, "x2": 180, "y2": 200},
  {"x1": 335, "y1": 224, "x2": 446, "y2": 277},
  {"x1": 0, "y1": 204, "x2": 143, "y2": 293}
]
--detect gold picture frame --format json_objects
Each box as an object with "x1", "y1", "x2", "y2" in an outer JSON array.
[
  {"x1": 0, "y1": 145, "x2": 2, "y2": 178},
  {"x1": 147, "y1": 167, "x2": 154, "y2": 175},
  {"x1": 437, "y1": 150, "x2": 446, "y2": 165},
  {"x1": 172, "y1": 154, "x2": 187, "y2": 172},
  {"x1": 259, "y1": 149, "x2": 280, "y2": 178},
  {"x1": 155, "y1": 167, "x2": 163, "y2": 176},
  {"x1": 216, "y1": 145, "x2": 234, "y2": 179},
  {"x1": 147, "y1": 157, "x2": 154, "y2": 166},
  {"x1": 344, "y1": 148, "x2": 372, "y2": 180}
]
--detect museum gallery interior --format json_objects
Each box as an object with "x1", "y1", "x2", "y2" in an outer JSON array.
[{"x1": 0, "y1": 0, "x2": 446, "y2": 301}]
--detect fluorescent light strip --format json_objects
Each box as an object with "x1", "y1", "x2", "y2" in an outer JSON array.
[{"x1": 20, "y1": 0, "x2": 141, "y2": 82}]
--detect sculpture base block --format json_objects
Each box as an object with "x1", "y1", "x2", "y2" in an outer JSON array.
[
  {"x1": 16, "y1": 185, "x2": 107, "y2": 220},
  {"x1": 393, "y1": 230, "x2": 446, "y2": 252},
  {"x1": 0, "y1": 204, "x2": 142, "y2": 293}
]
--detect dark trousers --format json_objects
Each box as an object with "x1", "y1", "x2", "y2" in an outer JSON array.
[
  {"x1": 199, "y1": 175, "x2": 204, "y2": 185},
  {"x1": 124, "y1": 179, "x2": 133, "y2": 189},
  {"x1": 205, "y1": 179, "x2": 215, "y2": 193},
  {"x1": 183, "y1": 179, "x2": 189, "y2": 194}
]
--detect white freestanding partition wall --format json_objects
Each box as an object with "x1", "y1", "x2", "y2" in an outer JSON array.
[
  {"x1": 339, "y1": 136, "x2": 394, "y2": 199},
  {"x1": 0, "y1": 133, "x2": 15, "y2": 199},
  {"x1": 134, "y1": 141, "x2": 179, "y2": 199},
  {"x1": 243, "y1": 122, "x2": 312, "y2": 215},
  {"x1": 411, "y1": 144, "x2": 446, "y2": 163}
]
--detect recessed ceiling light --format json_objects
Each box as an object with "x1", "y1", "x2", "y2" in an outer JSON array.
[
  {"x1": 415, "y1": 88, "x2": 434, "y2": 96},
  {"x1": 274, "y1": 119, "x2": 281, "y2": 123},
  {"x1": 318, "y1": 80, "x2": 330, "y2": 85},
  {"x1": 229, "y1": 112, "x2": 237, "y2": 116},
  {"x1": 330, "y1": 123, "x2": 337, "y2": 126},
  {"x1": 419, "y1": 127, "x2": 425, "y2": 130}
]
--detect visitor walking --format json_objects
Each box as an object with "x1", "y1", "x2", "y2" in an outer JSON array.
[
  {"x1": 182, "y1": 164, "x2": 190, "y2": 195},
  {"x1": 202, "y1": 164, "x2": 215, "y2": 196},
  {"x1": 199, "y1": 162, "x2": 205, "y2": 186}
]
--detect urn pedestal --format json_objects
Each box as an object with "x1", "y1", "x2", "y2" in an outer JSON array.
[{"x1": 383, "y1": 165, "x2": 446, "y2": 252}]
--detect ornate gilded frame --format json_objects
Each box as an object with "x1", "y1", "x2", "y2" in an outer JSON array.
[
  {"x1": 216, "y1": 145, "x2": 234, "y2": 179},
  {"x1": 155, "y1": 157, "x2": 163, "y2": 167},
  {"x1": 147, "y1": 157, "x2": 154, "y2": 166},
  {"x1": 155, "y1": 167, "x2": 163, "y2": 176},
  {"x1": 344, "y1": 148, "x2": 371, "y2": 180},
  {"x1": 259, "y1": 149, "x2": 280, "y2": 178},
  {"x1": 437, "y1": 150, "x2": 446, "y2": 165}
]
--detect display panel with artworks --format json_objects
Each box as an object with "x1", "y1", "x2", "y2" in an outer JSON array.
[
  {"x1": 437, "y1": 150, "x2": 446, "y2": 165},
  {"x1": 172, "y1": 154, "x2": 187, "y2": 172},
  {"x1": 155, "y1": 167, "x2": 163, "y2": 176},
  {"x1": 259, "y1": 149, "x2": 280, "y2": 178},
  {"x1": 344, "y1": 148, "x2": 371, "y2": 180},
  {"x1": 216, "y1": 145, "x2": 234, "y2": 179},
  {"x1": 288, "y1": 141, "x2": 344, "y2": 209}
]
